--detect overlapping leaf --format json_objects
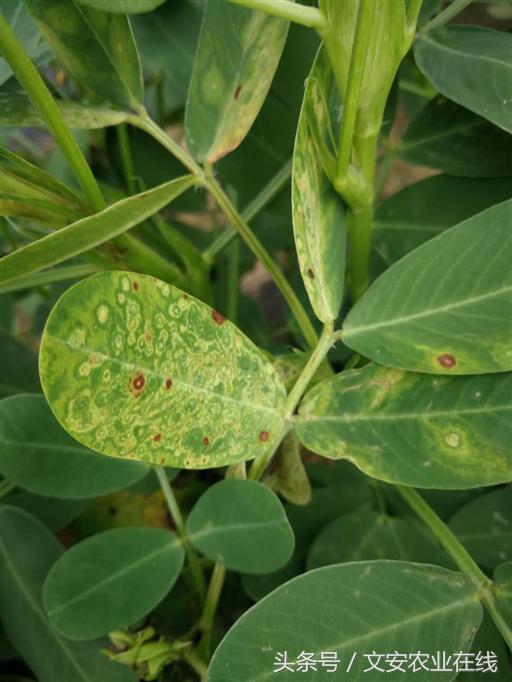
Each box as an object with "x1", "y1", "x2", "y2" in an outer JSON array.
[
  {"x1": 0, "y1": 395, "x2": 147, "y2": 498},
  {"x1": 186, "y1": 480, "x2": 294, "y2": 573},
  {"x1": 292, "y1": 46, "x2": 346, "y2": 323},
  {"x1": 185, "y1": 0, "x2": 289, "y2": 162},
  {"x1": 415, "y1": 26, "x2": 512, "y2": 133},
  {"x1": 39, "y1": 272, "x2": 287, "y2": 468},
  {"x1": 25, "y1": 0, "x2": 143, "y2": 109},
  {"x1": 207, "y1": 561, "x2": 482, "y2": 681},
  {"x1": 75, "y1": 0, "x2": 166, "y2": 13},
  {"x1": 43, "y1": 527, "x2": 183, "y2": 639},
  {"x1": 296, "y1": 363, "x2": 512, "y2": 489},
  {"x1": 343, "y1": 200, "x2": 512, "y2": 374}
]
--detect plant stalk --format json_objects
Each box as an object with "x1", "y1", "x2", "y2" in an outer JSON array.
[
  {"x1": 229, "y1": 0, "x2": 327, "y2": 30},
  {"x1": 154, "y1": 467, "x2": 207, "y2": 600},
  {"x1": 419, "y1": 0, "x2": 472, "y2": 36},
  {"x1": 397, "y1": 485, "x2": 512, "y2": 649},
  {"x1": 0, "y1": 15, "x2": 105, "y2": 212}
]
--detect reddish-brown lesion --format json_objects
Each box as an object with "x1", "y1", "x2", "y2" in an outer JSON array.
[
  {"x1": 153, "y1": 434, "x2": 162, "y2": 442},
  {"x1": 259, "y1": 431, "x2": 269, "y2": 442},
  {"x1": 129, "y1": 372, "x2": 146, "y2": 397},
  {"x1": 437, "y1": 354, "x2": 456, "y2": 369},
  {"x1": 203, "y1": 437, "x2": 210, "y2": 445},
  {"x1": 165, "y1": 378, "x2": 173, "y2": 390},
  {"x1": 212, "y1": 309, "x2": 226, "y2": 325}
]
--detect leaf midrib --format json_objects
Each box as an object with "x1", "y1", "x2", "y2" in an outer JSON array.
[{"x1": 189, "y1": 518, "x2": 285, "y2": 543}]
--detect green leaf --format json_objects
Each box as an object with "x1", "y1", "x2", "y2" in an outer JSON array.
[
  {"x1": 0, "y1": 506, "x2": 137, "y2": 682},
  {"x1": 493, "y1": 562, "x2": 512, "y2": 627},
  {"x1": 296, "y1": 363, "x2": 512, "y2": 489},
  {"x1": 415, "y1": 26, "x2": 512, "y2": 133},
  {"x1": 0, "y1": 176, "x2": 196, "y2": 286},
  {"x1": 185, "y1": 0, "x2": 289, "y2": 162},
  {"x1": 458, "y1": 611, "x2": 512, "y2": 681},
  {"x1": 43, "y1": 527, "x2": 184, "y2": 640},
  {"x1": 75, "y1": 0, "x2": 166, "y2": 13},
  {"x1": 0, "y1": 92, "x2": 130, "y2": 128},
  {"x1": 0, "y1": 329, "x2": 40, "y2": 398},
  {"x1": 186, "y1": 480, "x2": 294, "y2": 573},
  {"x1": 39, "y1": 271, "x2": 287, "y2": 469},
  {"x1": 448, "y1": 487, "x2": 512, "y2": 570},
  {"x1": 4, "y1": 491, "x2": 89, "y2": 530},
  {"x1": 343, "y1": 200, "x2": 512, "y2": 375},
  {"x1": 292, "y1": 46, "x2": 346, "y2": 323},
  {"x1": 398, "y1": 97, "x2": 512, "y2": 177},
  {"x1": 25, "y1": 0, "x2": 143, "y2": 109},
  {"x1": 307, "y1": 509, "x2": 450, "y2": 569},
  {"x1": 0, "y1": 0, "x2": 51, "y2": 86},
  {"x1": 207, "y1": 561, "x2": 482, "y2": 681},
  {"x1": 0, "y1": 394, "x2": 148, "y2": 499},
  {"x1": 372, "y1": 174, "x2": 512, "y2": 274}
]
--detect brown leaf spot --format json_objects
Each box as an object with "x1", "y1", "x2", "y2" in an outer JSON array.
[
  {"x1": 203, "y1": 437, "x2": 210, "y2": 446},
  {"x1": 133, "y1": 282, "x2": 139, "y2": 291},
  {"x1": 145, "y1": 331, "x2": 152, "y2": 342},
  {"x1": 182, "y1": 294, "x2": 189, "y2": 300},
  {"x1": 212, "y1": 309, "x2": 226, "y2": 325},
  {"x1": 259, "y1": 431, "x2": 269, "y2": 442},
  {"x1": 234, "y1": 84, "x2": 242, "y2": 99},
  {"x1": 307, "y1": 268, "x2": 315, "y2": 279},
  {"x1": 437, "y1": 354, "x2": 456, "y2": 369},
  {"x1": 133, "y1": 373, "x2": 145, "y2": 391},
  {"x1": 165, "y1": 378, "x2": 173, "y2": 390},
  {"x1": 153, "y1": 434, "x2": 162, "y2": 442}
]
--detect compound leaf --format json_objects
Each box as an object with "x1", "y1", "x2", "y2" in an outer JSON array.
[
  {"x1": 186, "y1": 480, "x2": 294, "y2": 574},
  {"x1": 343, "y1": 200, "x2": 512, "y2": 374},
  {"x1": 296, "y1": 363, "x2": 512, "y2": 489},
  {"x1": 185, "y1": 0, "x2": 289, "y2": 162},
  {"x1": 0, "y1": 394, "x2": 147, "y2": 499},
  {"x1": 43, "y1": 527, "x2": 184, "y2": 639},
  {"x1": 39, "y1": 271, "x2": 287, "y2": 469}
]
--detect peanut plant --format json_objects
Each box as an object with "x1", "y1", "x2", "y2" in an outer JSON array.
[{"x1": 0, "y1": 0, "x2": 511, "y2": 680}]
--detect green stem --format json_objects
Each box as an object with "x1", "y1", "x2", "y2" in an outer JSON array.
[
  {"x1": 226, "y1": 240, "x2": 239, "y2": 324},
  {"x1": 405, "y1": 0, "x2": 425, "y2": 42},
  {"x1": 183, "y1": 649, "x2": 208, "y2": 681},
  {"x1": 249, "y1": 321, "x2": 335, "y2": 481},
  {"x1": 199, "y1": 563, "x2": 226, "y2": 634},
  {"x1": 0, "y1": 16, "x2": 104, "y2": 212},
  {"x1": 0, "y1": 479, "x2": 15, "y2": 500},
  {"x1": 134, "y1": 115, "x2": 317, "y2": 349},
  {"x1": 335, "y1": 0, "x2": 374, "y2": 186},
  {"x1": 154, "y1": 467, "x2": 207, "y2": 600},
  {"x1": 397, "y1": 485, "x2": 512, "y2": 649},
  {"x1": 229, "y1": 0, "x2": 327, "y2": 30},
  {"x1": 204, "y1": 159, "x2": 292, "y2": 261},
  {"x1": 419, "y1": 0, "x2": 472, "y2": 36}
]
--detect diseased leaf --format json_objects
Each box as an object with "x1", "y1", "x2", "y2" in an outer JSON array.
[
  {"x1": 0, "y1": 506, "x2": 137, "y2": 682},
  {"x1": 493, "y1": 562, "x2": 512, "y2": 627},
  {"x1": 292, "y1": 46, "x2": 346, "y2": 323},
  {"x1": 185, "y1": 0, "x2": 289, "y2": 162},
  {"x1": 372, "y1": 175, "x2": 512, "y2": 274},
  {"x1": 0, "y1": 395, "x2": 148, "y2": 499},
  {"x1": 296, "y1": 363, "x2": 512, "y2": 489},
  {"x1": 0, "y1": 329, "x2": 40, "y2": 398},
  {"x1": 415, "y1": 27, "x2": 512, "y2": 133},
  {"x1": 343, "y1": 200, "x2": 512, "y2": 375},
  {"x1": 0, "y1": 176, "x2": 196, "y2": 286},
  {"x1": 75, "y1": 0, "x2": 166, "y2": 13},
  {"x1": 25, "y1": 0, "x2": 143, "y2": 109},
  {"x1": 0, "y1": 0, "x2": 51, "y2": 86},
  {"x1": 186, "y1": 480, "x2": 294, "y2": 574},
  {"x1": 273, "y1": 431, "x2": 311, "y2": 506},
  {"x1": 307, "y1": 509, "x2": 450, "y2": 569},
  {"x1": 39, "y1": 271, "x2": 287, "y2": 469},
  {"x1": 272, "y1": 351, "x2": 331, "y2": 393},
  {"x1": 43, "y1": 527, "x2": 184, "y2": 640},
  {"x1": 207, "y1": 561, "x2": 482, "y2": 681},
  {"x1": 448, "y1": 487, "x2": 512, "y2": 570},
  {"x1": 398, "y1": 97, "x2": 512, "y2": 177},
  {"x1": 0, "y1": 92, "x2": 130, "y2": 129}
]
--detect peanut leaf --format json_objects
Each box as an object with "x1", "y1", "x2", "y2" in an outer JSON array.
[
  {"x1": 0, "y1": 176, "x2": 196, "y2": 286},
  {"x1": 186, "y1": 480, "x2": 294, "y2": 574},
  {"x1": 185, "y1": 0, "x2": 289, "y2": 162},
  {"x1": 207, "y1": 561, "x2": 482, "y2": 681},
  {"x1": 415, "y1": 27, "x2": 512, "y2": 133},
  {"x1": 343, "y1": 200, "x2": 512, "y2": 374},
  {"x1": 296, "y1": 363, "x2": 512, "y2": 489},
  {"x1": 0, "y1": 329, "x2": 40, "y2": 398},
  {"x1": 0, "y1": 506, "x2": 137, "y2": 682},
  {"x1": 39, "y1": 271, "x2": 287, "y2": 469},
  {"x1": 0, "y1": 394, "x2": 148, "y2": 499},
  {"x1": 292, "y1": 46, "x2": 346, "y2": 323},
  {"x1": 493, "y1": 562, "x2": 512, "y2": 627},
  {"x1": 75, "y1": 0, "x2": 166, "y2": 13},
  {"x1": 43, "y1": 528, "x2": 184, "y2": 640},
  {"x1": 25, "y1": 0, "x2": 143, "y2": 109}
]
